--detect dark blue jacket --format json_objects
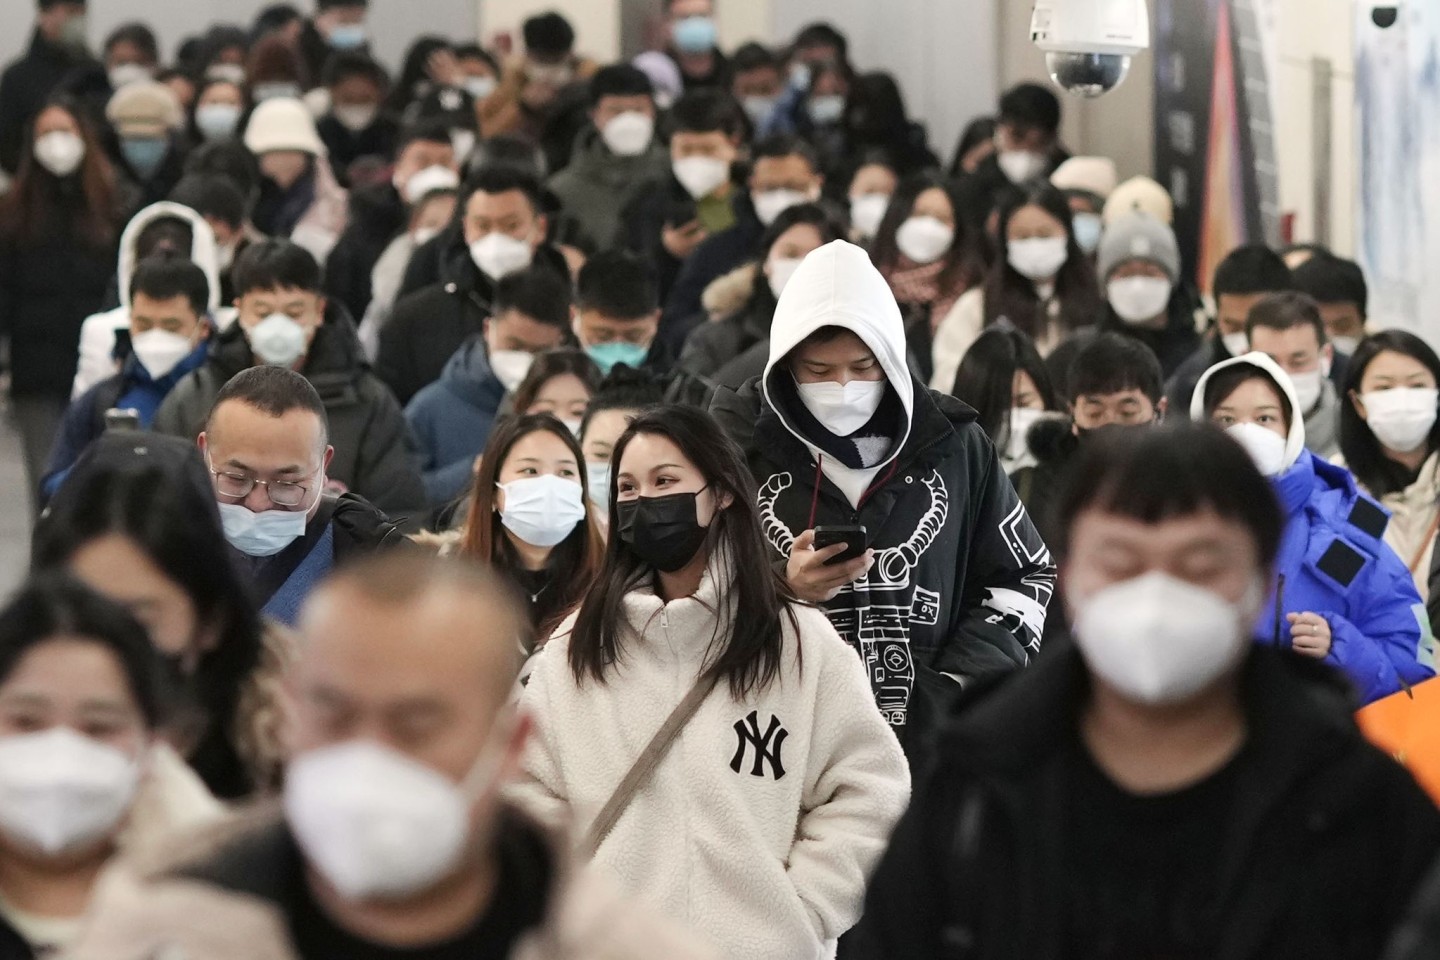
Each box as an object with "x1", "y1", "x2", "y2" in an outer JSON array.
[
  {"x1": 41, "y1": 342, "x2": 209, "y2": 498},
  {"x1": 404, "y1": 336, "x2": 507, "y2": 505},
  {"x1": 1255, "y1": 449, "x2": 1436, "y2": 704}
]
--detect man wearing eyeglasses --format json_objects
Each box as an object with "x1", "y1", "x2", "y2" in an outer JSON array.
[{"x1": 199, "y1": 365, "x2": 409, "y2": 625}]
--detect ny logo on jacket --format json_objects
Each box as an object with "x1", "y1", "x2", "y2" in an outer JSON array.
[{"x1": 731, "y1": 711, "x2": 788, "y2": 779}]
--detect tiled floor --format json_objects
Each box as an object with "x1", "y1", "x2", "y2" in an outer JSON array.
[{"x1": 0, "y1": 411, "x2": 30, "y2": 599}]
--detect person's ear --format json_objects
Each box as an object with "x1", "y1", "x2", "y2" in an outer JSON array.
[
  {"x1": 312, "y1": 296, "x2": 327, "y2": 323},
  {"x1": 197, "y1": 431, "x2": 209, "y2": 454},
  {"x1": 323, "y1": 445, "x2": 335, "y2": 472},
  {"x1": 1349, "y1": 389, "x2": 1367, "y2": 419},
  {"x1": 1156, "y1": 396, "x2": 1169, "y2": 420},
  {"x1": 532, "y1": 213, "x2": 549, "y2": 244},
  {"x1": 499, "y1": 711, "x2": 534, "y2": 784},
  {"x1": 716, "y1": 488, "x2": 735, "y2": 511}
]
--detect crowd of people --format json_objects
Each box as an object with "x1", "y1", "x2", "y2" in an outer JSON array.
[{"x1": 1, "y1": 0, "x2": 1440, "y2": 957}]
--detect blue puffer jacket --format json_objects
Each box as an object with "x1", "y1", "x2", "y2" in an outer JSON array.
[
  {"x1": 1257, "y1": 449, "x2": 1435, "y2": 704},
  {"x1": 404, "y1": 335, "x2": 507, "y2": 506}
]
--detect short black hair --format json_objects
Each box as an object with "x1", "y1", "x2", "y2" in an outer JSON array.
[
  {"x1": 493, "y1": 266, "x2": 573, "y2": 329},
  {"x1": 250, "y1": 4, "x2": 301, "y2": 43},
  {"x1": 209, "y1": 366, "x2": 328, "y2": 435},
  {"x1": 321, "y1": 50, "x2": 389, "y2": 90},
  {"x1": 104, "y1": 22, "x2": 160, "y2": 63},
  {"x1": 523, "y1": 12, "x2": 575, "y2": 57},
  {"x1": 793, "y1": 22, "x2": 849, "y2": 62},
  {"x1": 1066, "y1": 332, "x2": 1164, "y2": 404},
  {"x1": 168, "y1": 174, "x2": 246, "y2": 229},
  {"x1": 1055, "y1": 421, "x2": 1284, "y2": 566},
  {"x1": 1292, "y1": 252, "x2": 1368, "y2": 317},
  {"x1": 590, "y1": 64, "x2": 653, "y2": 106},
  {"x1": 453, "y1": 43, "x2": 499, "y2": 74},
  {"x1": 134, "y1": 215, "x2": 194, "y2": 260},
  {"x1": 0, "y1": 574, "x2": 165, "y2": 729},
  {"x1": 130, "y1": 256, "x2": 210, "y2": 315},
  {"x1": 231, "y1": 238, "x2": 322, "y2": 295},
  {"x1": 731, "y1": 42, "x2": 780, "y2": 75},
  {"x1": 999, "y1": 82, "x2": 1061, "y2": 134},
  {"x1": 462, "y1": 165, "x2": 545, "y2": 218},
  {"x1": 1245, "y1": 290, "x2": 1326, "y2": 346},
  {"x1": 670, "y1": 88, "x2": 746, "y2": 140},
  {"x1": 1212, "y1": 243, "x2": 1292, "y2": 299},
  {"x1": 753, "y1": 134, "x2": 819, "y2": 172},
  {"x1": 316, "y1": 0, "x2": 367, "y2": 9},
  {"x1": 184, "y1": 140, "x2": 262, "y2": 205},
  {"x1": 395, "y1": 119, "x2": 454, "y2": 158},
  {"x1": 585, "y1": 365, "x2": 665, "y2": 424},
  {"x1": 577, "y1": 250, "x2": 658, "y2": 320}
]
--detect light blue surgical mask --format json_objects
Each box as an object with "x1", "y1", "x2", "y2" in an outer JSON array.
[
  {"x1": 673, "y1": 16, "x2": 718, "y2": 54},
  {"x1": 121, "y1": 138, "x2": 169, "y2": 179},
  {"x1": 1072, "y1": 212, "x2": 1103, "y2": 255},
  {"x1": 586, "y1": 341, "x2": 649, "y2": 375},
  {"x1": 327, "y1": 23, "x2": 367, "y2": 50},
  {"x1": 217, "y1": 501, "x2": 309, "y2": 557},
  {"x1": 586, "y1": 461, "x2": 612, "y2": 512},
  {"x1": 195, "y1": 103, "x2": 242, "y2": 141}
]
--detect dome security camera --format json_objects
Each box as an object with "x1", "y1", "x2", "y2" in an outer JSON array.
[
  {"x1": 1031, "y1": 0, "x2": 1151, "y2": 98},
  {"x1": 1371, "y1": 4, "x2": 1400, "y2": 28}
]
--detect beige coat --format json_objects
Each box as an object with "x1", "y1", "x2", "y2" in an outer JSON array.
[
  {"x1": 929, "y1": 287, "x2": 1065, "y2": 392},
  {"x1": 65, "y1": 805, "x2": 719, "y2": 960},
  {"x1": 1344, "y1": 451, "x2": 1440, "y2": 600}
]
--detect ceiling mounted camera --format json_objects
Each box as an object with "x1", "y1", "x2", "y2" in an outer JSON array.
[
  {"x1": 1371, "y1": 4, "x2": 1400, "y2": 28},
  {"x1": 1031, "y1": 0, "x2": 1151, "y2": 98}
]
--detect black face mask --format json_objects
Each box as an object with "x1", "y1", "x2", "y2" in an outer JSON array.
[{"x1": 617, "y1": 489, "x2": 711, "y2": 573}]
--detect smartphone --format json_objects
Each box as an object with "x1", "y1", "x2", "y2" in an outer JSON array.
[
  {"x1": 104, "y1": 408, "x2": 141, "y2": 432},
  {"x1": 813, "y1": 525, "x2": 868, "y2": 565},
  {"x1": 666, "y1": 197, "x2": 699, "y2": 231}
]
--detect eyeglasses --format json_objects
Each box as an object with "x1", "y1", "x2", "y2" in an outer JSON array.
[{"x1": 208, "y1": 459, "x2": 317, "y2": 508}]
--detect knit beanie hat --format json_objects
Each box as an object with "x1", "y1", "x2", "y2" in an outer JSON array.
[{"x1": 1097, "y1": 212, "x2": 1181, "y2": 283}]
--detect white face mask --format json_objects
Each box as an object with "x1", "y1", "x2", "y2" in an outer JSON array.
[
  {"x1": 0, "y1": 728, "x2": 140, "y2": 856},
  {"x1": 1107, "y1": 276, "x2": 1173, "y2": 324},
  {"x1": 333, "y1": 104, "x2": 378, "y2": 132},
  {"x1": 997, "y1": 148, "x2": 1048, "y2": 185},
  {"x1": 33, "y1": 130, "x2": 86, "y2": 177},
  {"x1": 797, "y1": 378, "x2": 887, "y2": 436},
  {"x1": 1227, "y1": 422, "x2": 1289, "y2": 477},
  {"x1": 108, "y1": 62, "x2": 152, "y2": 90},
  {"x1": 218, "y1": 500, "x2": 310, "y2": 556},
  {"x1": 1007, "y1": 236, "x2": 1069, "y2": 281},
  {"x1": 470, "y1": 233, "x2": 533, "y2": 282},
  {"x1": 488, "y1": 349, "x2": 534, "y2": 393},
  {"x1": 672, "y1": 155, "x2": 730, "y2": 200},
  {"x1": 849, "y1": 193, "x2": 890, "y2": 239},
  {"x1": 285, "y1": 739, "x2": 497, "y2": 902},
  {"x1": 1362, "y1": 387, "x2": 1440, "y2": 453},
  {"x1": 586, "y1": 461, "x2": 611, "y2": 511},
  {"x1": 451, "y1": 129, "x2": 477, "y2": 163},
  {"x1": 206, "y1": 63, "x2": 248, "y2": 85},
  {"x1": 1331, "y1": 335, "x2": 1361, "y2": 356},
  {"x1": 497, "y1": 473, "x2": 587, "y2": 548},
  {"x1": 600, "y1": 111, "x2": 655, "y2": 157},
  {"x1": 131, "y1": 328, "x2": 196, "y2": 380},
  {"x1": 1072, "y1": 571, "x2": 1259, "y2": 706},
  {"x1": 767, "y1": 255, "x2": 803, "y2": 300},
  {"x1": 895, "y1": 216, "x2": 955, "y2": 265},
  {"x1": 753, "y1": 188, "x2": 813, "y2": 227},
  {"x1": 1222, "y1": 331, "x2": 1250, "y2": 358},
  {"x1": 1005, "y1": 406, "x2": 1045, "y2": 467},
  {"x1": 399, "y1": 164, "x2": 460, "y2": 204},
  {"x1": 246, "y1": 313, "x2": 310, "y2": 367},
  {"x1": 464, "y1": 75, "x2": 498, "y2": 101},
  {"x1": 742, "y1": 94, "x2": 778, "y2": 127},
  {"x1": 195, "y1": 103, "x2": 242, "y2": 141},
  {"x1": 1289, "y1": 367, "x2": 1325, "y2": 414},
  {"x1": 253, "y1": 82, "x2": 301, "y2": 102}
]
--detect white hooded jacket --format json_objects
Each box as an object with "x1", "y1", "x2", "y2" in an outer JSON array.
[
  {"x1": 517, "y1": 549, "x2": 910, "y2": 960},
  {"x1": 1190, "y1": 350, "x2": 1307, "y2": 471},
  {"x1": 70, "y1": 202, "x2": 232, "y2": 399},
  {"x1": 762, "y1": 240, "x2": 916, "y2": 507}
]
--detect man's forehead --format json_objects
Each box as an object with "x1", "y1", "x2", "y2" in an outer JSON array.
[{"x1": 209, "y1": 402, "x2": 324, "y2": 455}]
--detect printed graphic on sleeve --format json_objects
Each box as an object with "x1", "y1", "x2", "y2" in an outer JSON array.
[{"x1": 984, "y1": 502, "x2": 1054, "y2": 658}]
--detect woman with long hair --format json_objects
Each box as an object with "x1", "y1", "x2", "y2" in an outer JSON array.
[
  {"x1": 519, "y1": 405, "x2": 908, "y2": 960},
  {"x1": 1338, "y1": 331, "x2": 1440, "y2": 611},
  {"x1": 0, "y1": 96, "x2": 129, "y2": 514},
  {"x1": 31, "y1": 434, "x2": 282, "y2": 799},
  {"x1": 508, "y1": 348, "x2": 603, "y2": 436},
  {"x1": 459, "y1": 414, "x2": 604, "y2": 641},
  {"x1": 930, "y1": 183, "x2": 1103, "y2": 391},
  {"x1": 950, "y1": 324, "x2": 1061, "y2": 478},
  {"x1": 0, "y1": 575, "x2": 225, "y2": 958}
]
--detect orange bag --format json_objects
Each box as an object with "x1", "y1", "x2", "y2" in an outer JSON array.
[{"x1": 1356, "y1": 677, "x2": 1440, "y2": 804}]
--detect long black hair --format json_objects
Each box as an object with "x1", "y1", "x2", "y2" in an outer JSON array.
[
  {"x1": 1339, "y1": 330, "x2": 1440, "y2": 496},
  {"x1": 568, "y1": 406, "x2": 800, "y2": 699},
  {"x1": 31, "y1": 433, "x2": 264, "y2": 798},
  {"x1": 870, "y1": 172, "x2": 981, "y2": 298},
  {"x1": 984, "y1": 184, "x2": 1102, "y2": 341},
  {"x1": 951, "y1": 324, "x2": 1059, "y2": 446}
]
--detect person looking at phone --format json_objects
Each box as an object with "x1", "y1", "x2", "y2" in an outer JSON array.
[{"x1": 711, "y1": 240, "x2": 1055, "y2": 759}]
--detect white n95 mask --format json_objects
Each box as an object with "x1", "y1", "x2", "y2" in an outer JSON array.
[
  {"x1": 246, "y1": 313, "x2": 309, "y2": 367},
  {"x1": 997, "y1": 149, "x2": 1047, "y2": 185},
  {"x1": 1107, "y1": 276, "x2": 1173, "y2": 325},
  {"x1": 600, "y1": 111, "x2": 655, "y2": 157},
  {"x1": 469, "y1": 233, "x2": 533, "y2": 281},
  {"x1": 1226, "y1": 422, "x2": 1290, "y2": 478},
  {"x1": 0, "y1": 728, "x2": 140, "y2": 855},
  {"x1": 672, "y1": 156, "x2": 730, "y2": 200},
  {"x1": 131, "y1": 329, "x2": 195, "y2": 380},
  {"x1": 488, "y1": 350, "x2": 534, "y2": 394},
  {"x1": 285, "y1": 740, "x2": 496, "y2": 902},
  {"x1": 766, "y1": 256, "x2": 803, "y2": 300},
  {"x1": 1362, "y1": 387, "x2": 1440, "y2": 453},
  {"x1": 797, "y1": 379, "x2": 887, "y2": 436},
  {"x1": 849, "y1": 194, "x2": 890, "y2": 239},
  {"x1": 497, "y1": 474, "x2": 587, "y2": 547},
  {"x1": 1007, "y1": 236, "x2": 1069, "y2": 281},
  {"x1": 895, "y1": 216, "x2": 955, "y2": 265},
  {"x1": 753, "y1": 188, "x2": 811, "y2": 227},
  {"x1": 1072, "y1": 572, "x2": 1259, "y2": 706}
]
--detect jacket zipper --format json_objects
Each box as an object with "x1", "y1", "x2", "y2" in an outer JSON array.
[{"x1": 1272, "y1": 573, "x2": 1286, "y2": 647}]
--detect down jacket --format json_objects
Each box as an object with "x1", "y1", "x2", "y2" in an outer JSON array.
[{"x1": 517, "y1": 550, "x2": 910, "y2": 960}]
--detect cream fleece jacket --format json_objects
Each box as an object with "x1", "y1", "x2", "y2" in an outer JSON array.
[{"x1": 517, "y1": 553, "x2": 911, "y2": 960}]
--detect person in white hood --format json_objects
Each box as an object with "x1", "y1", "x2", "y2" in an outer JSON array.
[
  {"x1": 71, "y1": 201, "x2": 230, "y2": 399},
  {"x1": 519, "y1": 404, "x2": 909, "y2": 960},
  {"x1": 709, "y1": 239, "x2": 1055, "y2": 758}
]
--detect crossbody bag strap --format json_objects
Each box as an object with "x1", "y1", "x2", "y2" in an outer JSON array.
[{"x1": 580, "y1": 672, "x2": 720, "y2": 859}]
